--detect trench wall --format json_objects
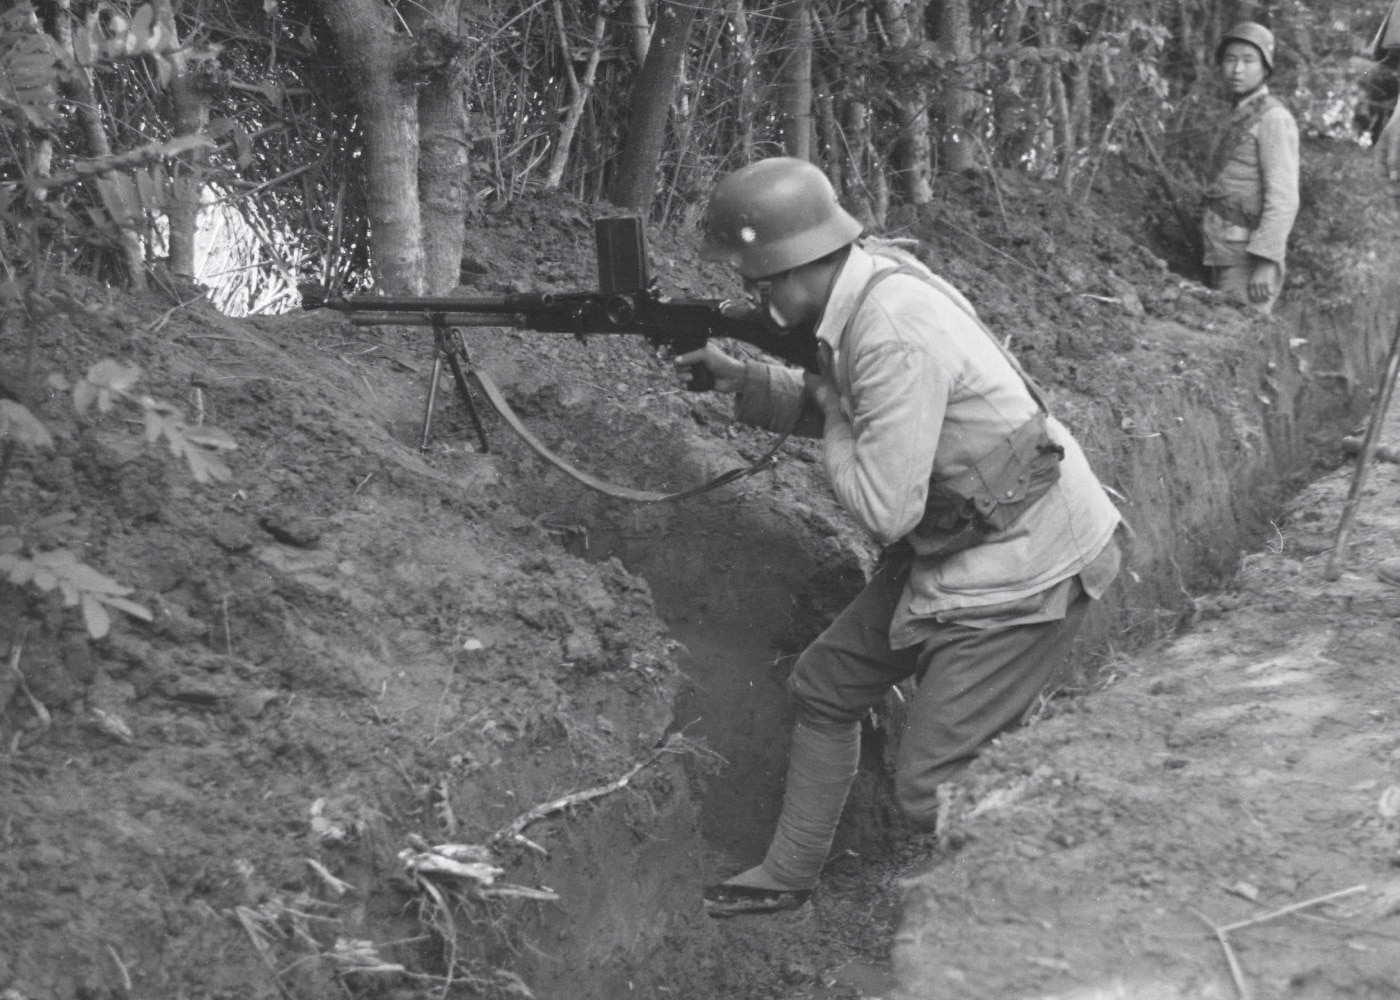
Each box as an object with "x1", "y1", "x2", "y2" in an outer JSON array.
[{"x1": 1072, "y1": 283, "x2": 1400, "y2": 657}]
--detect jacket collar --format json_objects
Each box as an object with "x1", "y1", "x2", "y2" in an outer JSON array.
[
  {"x1": 1233, "y1": 84, "x2": 1271, "y2": 112},
  {"x1": 814, "y1": 245, "x2": 893, "y2": 351}
]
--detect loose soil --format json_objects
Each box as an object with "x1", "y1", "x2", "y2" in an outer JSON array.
[{"x1": 2, "y1": 135, "x2": 1399, "y2": 1000}]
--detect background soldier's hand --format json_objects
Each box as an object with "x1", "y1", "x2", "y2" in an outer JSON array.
[
  {"x1": 1248, "y1": 259, "x2": 1281, "y2": 304},
  {"x1": 674, "y1": 343, "x2": 745, "y2": 394}
]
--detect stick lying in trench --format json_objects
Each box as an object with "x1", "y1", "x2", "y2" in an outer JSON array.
[
  {"x1": 1195, "y1": 884, "x2": 1369, "y2": 1000},
  {"x1": 1326, "y1": 313, "x2": 1400, "y2": 581},
  {"x1": 489, "y1": 732, "x2": 686, "y2": 852}
]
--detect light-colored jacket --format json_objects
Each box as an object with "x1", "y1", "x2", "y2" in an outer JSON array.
[
  {"x1": 733, "y1": 245, "x2": 1121, "y2": 648},
  {"x1": 1202, "y1": 87, "x2": 1300, "y2": 267}
]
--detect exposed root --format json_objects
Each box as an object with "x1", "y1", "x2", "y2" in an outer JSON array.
[{"x1": 488, "y1": 731, "x2": 690, "y2": 850}]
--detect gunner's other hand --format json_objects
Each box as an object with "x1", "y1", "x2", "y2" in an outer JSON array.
[
  {"x1": 674, "y1": 343, "x2": 745, "y2": 394},
  {"x1": 803, "y1": 371, "x2": 841, "y2": 418}
]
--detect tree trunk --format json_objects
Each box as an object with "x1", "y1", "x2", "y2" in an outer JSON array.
[
  {"x1": 932, "y1": 0, "x2": 977, "y2": 174},
  {"x1": 815, "y1": 68, "x2": 843, "y2": 197},
  {"x1": 418, "y1": 72, "x2": 467, "y2": 294},
  {"x1": 397, "y1": 0, "x2": 468, "y2": 294},
  {"x1": 317, "y1": 0, "x2": 424, "y2": 293},
  {"x1": 875, "y1": 0, "x2": 934, "y2": 204},
  {"x1": 834, "y1": 4, "x2": 882, "y2": 226},
  {"x1": 629, "y1": 0, "x2": 652, "y2": 63},
  {"x1": 609, "y1": 0, "x2": 702, "y2": 213},
  {"x1": 778, "y1": 0, "x2": 813, "y2": 159},
  {"x1": 1043, "y1": 0, "x2": 1074, "y2": 184},
  {"x1": 545, "y1": 1, "x2": 606, "y2": 190},
  {"x1": 49, "y1": 0, "x2": 146, "y2": 290},
  {"x1": 152, "y1": 0, "x2": 208, "y2": 280},
  {"x1": 992, "y1": 0, "x2": 1030, "y2": 167},
  {"x1": 726, "y1": 0, "x2": 757, "y2": 163}
]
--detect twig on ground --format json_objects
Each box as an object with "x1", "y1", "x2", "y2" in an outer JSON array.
[
  {"x1": 1193, "y1": 885, "x2": 1369, "y2": 1000},
  {"x1": 305, "y1": 857, "x2": 355, "y2": 898},
  {"x1": 106, "y1": 943, "x2": 133, "y2": 995},
  {"x1": 1218, "y1": 884, "x2": 1368, "y2": 934},
  {"x1": 9, "y1": 635, "x2": 51, "y2": 732},
  {"x1": 233, "y1": 906, "x2": 296, "y2": 1000},
  {"x1": 146, "y1": 294, "x2": 208, "y2": 336},
  {"x1": 930, "y1": 215, "x2": 1066, "y2": 292},
  {"x1": 1191, "y1": 907, "x2": 1251, "y2": 1000}
]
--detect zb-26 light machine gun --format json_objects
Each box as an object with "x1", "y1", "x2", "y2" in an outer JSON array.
[{"x1": 300, "y1": 216, "x2": 818, "y2": 503}]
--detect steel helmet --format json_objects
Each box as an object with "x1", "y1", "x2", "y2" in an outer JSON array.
[
  {"x1": 1218, "y1": 21, "x2": 1276, "y2": 72},
  {"x1": 700, "y1": 158, "x2": 862, "y2": 280}
]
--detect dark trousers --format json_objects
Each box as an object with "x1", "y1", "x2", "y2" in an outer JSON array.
[{"x1": 787, "y1": 553, "x2": 1090, "y2": 826}]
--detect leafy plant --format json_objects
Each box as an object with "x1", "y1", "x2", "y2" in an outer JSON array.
[
  {"x1": 0, "y1": 5, "x2": 245, "y2": 645},
  {"x1": 0, "y1": 361, "x2": 237, "y2": 639},
  {"x1": 0, "y1": 516, "x2": 152, "y2": 639},
  {"x1": 58, "y1": 360, "x2": 238, "y2": 484}
]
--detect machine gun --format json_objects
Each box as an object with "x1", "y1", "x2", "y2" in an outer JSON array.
[{"x1": 300, "y1": 217, "x2": 817, "y2": 502}]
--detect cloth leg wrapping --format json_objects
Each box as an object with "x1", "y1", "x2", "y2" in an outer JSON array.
[{"x1": 761, "y1": 718, "x2": 861, "y2": 888}]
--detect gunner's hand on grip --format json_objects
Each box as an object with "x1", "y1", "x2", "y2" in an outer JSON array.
[{"x1": 674, "y1": 343, "x2": 745, "y2": 395}]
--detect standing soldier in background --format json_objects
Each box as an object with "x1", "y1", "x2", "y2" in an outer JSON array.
[
  {"x1": 1201, "y1": 21, "x2": 1299, "y2": 315},
  {"x1": 1369, "y1": 1, "x2": 1400, "y2": 182},
  {"x1": 676, "y1": 158, "x2": 1123, "y2": 916}
]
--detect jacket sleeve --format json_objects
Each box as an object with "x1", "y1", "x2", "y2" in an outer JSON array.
[
  {"x1": 823, "y1": 333, "x2": 949, "y2": 546},
  {"x1": 1246, "y1": 107, "x2": 1300, "y2": 264},
  {"x1": 733, "y1": 362, "x2": 824, "y2": 438}
]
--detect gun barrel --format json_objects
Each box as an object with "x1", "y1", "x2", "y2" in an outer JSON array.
[
  {"x1": 346, "y1": 313, "x2": 525, "y2": 328},
  {"x1": 327, "y1": 293, "x2": 549, "y2": 313}
]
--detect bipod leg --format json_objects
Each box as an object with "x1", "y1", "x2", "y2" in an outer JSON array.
[
  {"x1": 437, "y1": 324, "x2": 491, "y2": 454},
  {"x1": 418, "y1": 346, "x2": 445, "y2": 452}
]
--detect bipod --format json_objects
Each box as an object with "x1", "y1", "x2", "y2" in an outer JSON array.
[
  {"x1": 419, "y1": 318, "x2": 490, "y2": 454},
  {"x1": 411, "y1": 316, "x2": 790, "y2": 504}
]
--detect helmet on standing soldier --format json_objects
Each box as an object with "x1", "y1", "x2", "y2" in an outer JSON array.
[
  {"x1": 1218, "y1": 21, "x2": 1276, "y2": 73},
  {"x1": 700, "y1": 158, "x2": 863, "y2": 280}
]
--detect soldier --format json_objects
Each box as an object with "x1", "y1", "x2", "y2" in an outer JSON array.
[
  {"x1": 1370, "y1": 1, "x2": 1400, "y2": 183},
  {"x1": 1201, "y1": 21, "x2": 1300, "y2": 315},
  {"x1": 676, "y1": 157, "x2": 1123, "y2": 915}
]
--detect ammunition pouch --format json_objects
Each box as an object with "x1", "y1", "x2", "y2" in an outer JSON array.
[{"x1": 916, "y1": 412, "x2": 1065, "y2": 556}]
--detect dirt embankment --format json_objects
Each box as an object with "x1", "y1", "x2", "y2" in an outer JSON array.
[{"x1": 1, "y1": 135, "x2": 1397, "y2": 1000}]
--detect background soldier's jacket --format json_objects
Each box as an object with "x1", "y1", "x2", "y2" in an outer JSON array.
[{"x1": 1202, "y1": 87, "x2": 1300, "y2": 268}]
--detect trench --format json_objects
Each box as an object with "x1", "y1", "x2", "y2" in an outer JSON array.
[
  {"x1": 553, "y1": 498, "x2": 875, "y2": 870},
  {"x1": 503, "y1": 250, "x2": 1400, "y2": 996}
]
